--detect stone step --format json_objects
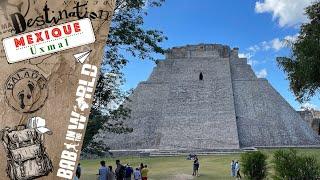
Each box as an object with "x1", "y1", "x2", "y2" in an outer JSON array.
[
  {"x1": 149, "y1": 154, "x2": 182, "y2": 157},
  {"x1": 149, "y1": 151, "x2": 244, "y2": 157}
]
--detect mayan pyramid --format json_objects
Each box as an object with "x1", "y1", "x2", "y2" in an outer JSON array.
[{"x1": 97, "y1": 44, "x2": 320, "y2": 152}]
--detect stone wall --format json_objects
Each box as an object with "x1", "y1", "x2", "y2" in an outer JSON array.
[
  {"x1": 298, "y1": 110, "x2": 320, "y2": 135},
  {"x1": 95, "y1": 44, "x2": 320, "y2": 151}
]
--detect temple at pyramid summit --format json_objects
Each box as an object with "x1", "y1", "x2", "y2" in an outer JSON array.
[{"x1": 96, "y1": 44, "x2": 320, "y2": 153}]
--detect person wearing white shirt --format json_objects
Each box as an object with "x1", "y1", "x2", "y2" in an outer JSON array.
[
  {"x1": 235, "y1": 161, "x2": 241, "y2": 179},
  {"x1": 133, "y1": 167, "x2": 142, "y2": 180}
]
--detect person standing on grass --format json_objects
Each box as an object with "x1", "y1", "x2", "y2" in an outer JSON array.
[
  {"x1": 76, "y1": 163, "x2": 81, "y2": 179},
  {"x1": 141, "y1": 165, "x2": 149, "y2": 180},
  {"x1": 115, "y1": 160, "x2": 125, "y2": 180},
  {"x1": 125, "y1": 164, "x2": 133, "y2": 180},
  {"x1": 133, "y1": 167, "x2": 142, "y2": 180},
  {"x1": 98, "y1": 161, "x2": 109, "y2": 180},
  {"x1": 192, "y1": 156, "x2": 200, "y2": 176},
  {"x1": 235, "y1": 161, "x2": 241, "y2": 179},
  {"x1": 231, "y1": 160, "x2": 236, "y2": 177},
  {"x1": 139, "y1": 163, "x2": 144, "y2": 172},
  {"x1": 108, "y1": 166, "x2": 116, "y2": 180}
]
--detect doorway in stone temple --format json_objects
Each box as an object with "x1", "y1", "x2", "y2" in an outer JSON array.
[{"x1": 199, "y1": 72, "x2": 203, "y2": 80}]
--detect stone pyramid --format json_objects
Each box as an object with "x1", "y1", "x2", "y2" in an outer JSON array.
[{"x1": 97, "y1": 44, "x2": 320, "y2": 152}]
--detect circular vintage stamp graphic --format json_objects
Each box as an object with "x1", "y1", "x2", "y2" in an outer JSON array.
[{"x1": 4, "y1": 68, "x2": 48, "y2": 113}]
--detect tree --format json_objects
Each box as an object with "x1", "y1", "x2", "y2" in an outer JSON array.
[
  {"x1": 272, "y1": 149, "x2": 320, "y2": 180},
  {"x1": 276, "y1": 1, "x2": 320, "y2": 103},
  {"x1": 241, "y1": 151, "x2": 268, "y2": 180},
  {"x1": 83, "y1": 0, "x2": 167, "y2": 151},
  {"x1": 82, "y1": 73, "x2": 132, "y2": 149},
  {"x1": 104, "y1": 0, "x2": 166, "y2": 73}
]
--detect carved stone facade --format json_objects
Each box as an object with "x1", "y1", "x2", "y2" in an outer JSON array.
[
  {"x1": 96, "y1": 44, "x2": 320, "y2": 151},
  {"x1": 298, "y1": 110, "x2": 320, "y2": 135}
]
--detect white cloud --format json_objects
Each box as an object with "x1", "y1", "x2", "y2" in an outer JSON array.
[
  {"x1": 261, "y1": 41, "x2": 271, "y2": 50},
  {"x1": 256, "y1": 69, "x2": 268, "y2": 78},
  {"x1": 248, "y1": 34, "x2": 299, "y2": 52},
  {"x1": 271, "y1": 34, "x2": 299, "y2": 51},
  {"x1": 239, "y1": 53, "x2": 253, "y2": 59},
  {"x1": 271, "y1": 38, "x2": 285, "y2": 51},
  {"x1": 284, "y1": 34, "x2": 299, "y2": 43},
  {"x1": 247, "y1": 45, "x2": 260, "y2": 52},
  {"x1": 300, "y1": 102, "x2": 320, "y2": 110},
  {"x1": 255, "y1": 0, "x2": 313, "y2": 27}
]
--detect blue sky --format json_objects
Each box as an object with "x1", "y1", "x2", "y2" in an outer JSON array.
[{"x1": 121, "y1": 0, "x2": 319, "y2": 110}]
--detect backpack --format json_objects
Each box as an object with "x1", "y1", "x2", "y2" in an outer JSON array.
[
  {"x1": 118, "y1": 165, "x2": 126, "y2": 178},
  {"x1": 1, "y1": 125, "x2": 53, "y2": 180}
]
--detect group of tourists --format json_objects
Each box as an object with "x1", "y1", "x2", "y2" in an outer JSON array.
[
  {"x1": 135, "y1": 163, "x2": 150, "y2": 180},
  {"x1": 94, "y1": 160, "x2": 149, "y2": 180},
  {"x1": 230, "y1": 160, "x2": 241, "y2": 179},
  {"x1": 75, "y1": 156, "x2": 242, "y2": 179}
]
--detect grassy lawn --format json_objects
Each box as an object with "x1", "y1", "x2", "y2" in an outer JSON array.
[{"x1": 80, "y1": 149, "x2": 320, "y2": 180}]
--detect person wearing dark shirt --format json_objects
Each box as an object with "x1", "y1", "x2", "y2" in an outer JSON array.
[
  {"x1": 193, "y1": 156, "x2": 200, "y2": 177},
  {"x1": 76, "y1": 163, "x2": 81, "y2": 179},
  {"x1": 125, "y1": 164, "x2": 133, "y2": 180},
  {"x1": 115, "y1": 160, "x2": 125, "y2": 180},
  {"x1": 139, "y1": 163, "x2": 144, "y2": 171}
]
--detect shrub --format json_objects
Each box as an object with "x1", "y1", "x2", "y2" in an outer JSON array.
[
  {"x1": 241, "y1": 151, "x2": 268, "y2": 180},
  {"x1": 298, "y1": 155, "x2": 320, "y2": 180},
  {"x1": 273, "y1": 149, "x2": 320, "y2": 180}
]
